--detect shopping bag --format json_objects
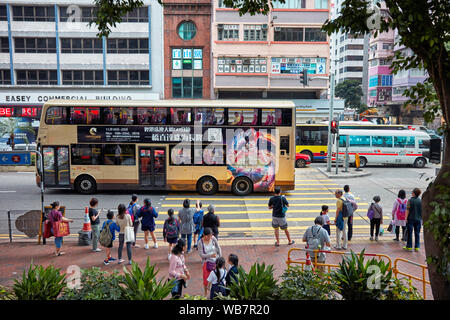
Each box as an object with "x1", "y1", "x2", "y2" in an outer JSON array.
[
  {"x1": 124, "y1": 226, "x2": 135, "y2": 243},
  {"x1": 53, "y1": 221, "x2": 70, "y2": 237},
  {"x1": 387, "y1": 221, "x2": 394, "y2": 233},
  {"x1": 43, "y1": 220, "x2": 53, "y2": 238}
]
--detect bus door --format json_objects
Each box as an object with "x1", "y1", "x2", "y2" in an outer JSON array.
[
  {"x1": 42, "y1": 146, "x2": 70, "y2": 187},
  {"x1": 139, "y1": 147, "x2": 166, "y2": 188}
]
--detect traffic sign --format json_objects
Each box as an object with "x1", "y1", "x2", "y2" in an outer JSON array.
[{"x1": 0, "y1": 151, "x2": 32, "y2": 166}]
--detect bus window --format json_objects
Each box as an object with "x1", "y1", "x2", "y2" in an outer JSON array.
[
  {"x1": 280, "y1": 108, "x2": 292, "y2": 126},
  {"x1": 136, "y1": 107, "x2": 167, "y2": 125},
  {"x1": 102, "y1": 107, "x2": 134, "y2": 125},
  {"x1": 418, "y1": 139, "x2": 429, "y2": 149},
  {"x1": 171, "y1": 108, "x2": 191, "y2": 125},
  {"x1": 71, "y1": 144, "x2": 102, "y2": 165},
  {"x1": 371, "y1": 136, "x2": 393, "y2": 147},
  {"x1": 45, "y1": 107, "x2": 68, "y2": 124},
  {"x1": 103, "y1": 144, "x2": 136, "y2": 165},
  {"x1": 339, "y1": 135, "x2": 347, "y2": 147},
  {"x1": 349, "y1": 135, "x2": 370, "y2": 146},
  {"x1": 297, "y1": 127, "x2": 327, "y2": 146},
  {"x1": 194, "y1": 108, "x2": 224, "y2": 125},
  {"x1": 394, "y1": 136, "x2": 415, "y2": 148},
  {"x1": 228, "y1": 108, "x2": 257, "y2": 126},
  {"x1": 262, "y1": 109, "x2": 275, "y2": 126}
]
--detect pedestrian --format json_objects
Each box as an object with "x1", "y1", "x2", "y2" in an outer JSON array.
[
  {"x1": 392, "y1": 189, "x2": 408, "y2": 242},
  {"x1": 225, "y1": 254, "x2": 239, "y2": 292},
  {"x1": 128, "y1": 194, "x2": 141, "y2": 248},
  {"x1": 198, "y1": 227, "x2": 221, "y2": 297},
  {"x1": 404, "y1": 188, "x2": 422, "y2": 252},
  {"x1": 89, "y1": 198, "x2": 102, "y2": 252},
  {"x1": 178, "y1": 199, "x2": 195, "y2": 253},
  {"x1": 169, "y1": 239, "x2": 190, "y2": 299},
  {"x1": 101, "y1": 210, "x2": 120, "y2": 265},
  {"x1": 303, "y1": 216, "x2": 331, "y2": 271},
  {"x1": 48, "y1": 201, "x2": 73, "y2": 257},
  {"x1": 369, "y1": 196, "x2": 383, "y2": 241},
  {"x1": 320, "y1": 205, "x2": 332, "y2": 235},
  {"x1": 268, "y1": 187, "x2": 294, "y2": 246},
  {"x1": 202, "y1": 204, "x2": 221, "y2": 240},
  {"x1": 334, "y1": 190, "x2": 348, "y2": 250},
  {"x1": 193, "y1": 200, "x2": 204, "y2": 249},
  {"x1": 343, "y1": 185, "x2": 357, "y2": 241},
  {"x1": 163, "y1": 209, "x2": 180, "y2": 260},
  {"x1": 136, "y1": 198, "x2": 159, "y2": 249},
  {"x1": 208, "y1": 256, "x2": 227, "y2": 300},
  {"x1": 116, "y1": 204, "x2": 133, "y2": 265}
]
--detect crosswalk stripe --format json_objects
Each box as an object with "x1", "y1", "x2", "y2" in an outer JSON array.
[
  {"x1": 295, "y1": 183, "x2": 339, "y2": 186},
  {"x1": 163, "y1": 193, "x2": 336, "y2": 200},
  {"x1": 160, "y1": 201, "x2": 364, "y2": 208}
]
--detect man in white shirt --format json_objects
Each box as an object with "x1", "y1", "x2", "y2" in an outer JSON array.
[{"x1": 344, "y1": 185, "x2": 357, "y2": 242}]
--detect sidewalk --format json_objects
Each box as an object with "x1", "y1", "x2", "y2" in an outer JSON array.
[{"x1": 0, "y1": 236, "x2": 433, "y2": 299}]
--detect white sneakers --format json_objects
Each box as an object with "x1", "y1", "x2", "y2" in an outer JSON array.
[
  {"x1": 153, "y1": 243, "x2": 158, "y2": 249},
  {"x1": 93, "y1": 248, "x2": 102, "y2": 252},
  {"x1": 144, "y1": 243, "x2": 149, "y2": 250},
  {"x1": 143, "y1": 242, "x2": 158, "y2": 249}
]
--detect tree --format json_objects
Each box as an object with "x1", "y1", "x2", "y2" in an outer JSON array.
[
  {"x1": 91, "y1": 0, "x2": 450, "y2": 299},
  {"x1": 335, "y1": 80, "x2": 365, "y2": 113},
  {"x1": 0, "y1": 118, "x2": 36, "y2": 149}
]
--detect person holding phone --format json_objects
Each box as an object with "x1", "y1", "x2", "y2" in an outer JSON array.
[{"x1": 89, "y1": 198, "x2": 102, "y2": 252}]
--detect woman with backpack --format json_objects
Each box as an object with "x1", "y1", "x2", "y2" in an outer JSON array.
[
  {"x1": 128, "y1": 194, "x2": 141, "y2": 248},
  {"x1": 207, "y1": 257, "x2": 227, "y2": 300},
  {"x1": 164, "y1": 209, "x2": 180, "y2": 260},
  {"x1": 48, "y1": 201, "x2": 73, "y2": 257},
  {"x1": 202, "y1": 205, "x2": 220, "y2": 240},
  {"x1": 392, "y1": 189, "x2": 408, "y2": 242},
  {"x1": 198, "y1": 227, "x2": 221, "y2": 297},
  {"x1": 116, "y1": 204, "x2": 133, "y2": 265},
  {"x1": 136, "y1": 198, "x2": 159, "y2": 250},
  {"x1": 368, "y1": 196, "x2": 383, "y2": 241},
  {"x1": 168, "y1": 239, "x2": 190, "y2": 299}
]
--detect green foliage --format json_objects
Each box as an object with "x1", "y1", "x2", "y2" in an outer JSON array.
[
  {"x1": 381, "y1": 278, "x2": 423, "y2": 300},
  {"x1": 424, "y1": 174, "x2": 450, "y2": 283},
  {"x1": 274, "y1": 266, "x2": 337, "y2": 300},
  {"x1": 120, "y1": 258, "x2": 174, "y2": 300},
  {"x1": 59, "y1": 267, "x2": 123, "y2": 300},
  {"x1": 331, "y1": 250, "x2": 393, "y2": 300},
  {"x1": 0, "y1": 118, "x2": 19, "y2": 136},
  {"x1": 0, "y1": 285, "x2": 16, "y2": 300},
  {"x1": 335, "y1": 80, "x2": 364, "y2": 112},
  {"x1": 13, "y1": 263, "x2": 66, "y2": 300},
  {"x1": 219, "y1": 262, "x2": 277, "y2": 300},
  {"x1": 401, "y1": 79, "x2": 440, "y2": 125},
  {"x1": 180, "y1": 294, "x2": 208, "y2": 300}
]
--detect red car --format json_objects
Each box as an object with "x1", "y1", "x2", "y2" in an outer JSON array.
[{"x1": 295, "y1": 153, "x2": 311, "y2": 168}]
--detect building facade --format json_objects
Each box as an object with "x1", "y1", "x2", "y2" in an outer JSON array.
[
  {"x1": 163, "y1": 0, "x2": 211, "y2": 99},
  {"x1": 211, "y1": 0, "x2": 330, "y2": 101},
  {"x1": 0, "y1": 0, "x2": 164, "y2": 118}
]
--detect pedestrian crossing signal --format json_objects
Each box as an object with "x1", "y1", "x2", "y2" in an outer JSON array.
[
  {"x1": 331, "y1": 120, "x2": 338, "y2": 134},
  {"x1": 299, "y1": 69, "x2": 309, "y2": 86}
]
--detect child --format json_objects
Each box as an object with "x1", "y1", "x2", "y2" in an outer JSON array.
[
  {"x1": 101, "y1": 210, "x2": 120, "y2": 265},
  {"x1": 320, "y1": 205, "x2": 332, "y2": 235},
  {"x1": 163, "y1": 209, "x2": 180, "y2": 260},
  {"x1": 225, "y1": 254, "x2": 239, "y2": 295},
  {"x1": 193, "y1": 200, "x2": 204, "y2": 249},
  {"x1": 369, "y1": 196, "x2": 383, "y2": 241},
  {"x1": 207, "y1": 256, "x2": 227, "y2": 300}
]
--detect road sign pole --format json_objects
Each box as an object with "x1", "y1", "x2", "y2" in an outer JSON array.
[
  {"x1": 344, "y1": 135, "x2": 349, "y2": 172},
  {"x1": 327, "y1": 72, "x2": 335, "y2": 172}
]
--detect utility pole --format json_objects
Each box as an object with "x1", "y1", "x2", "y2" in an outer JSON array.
[{"x1": 327, "y1": 72, "x2": 335, "y2": 172}]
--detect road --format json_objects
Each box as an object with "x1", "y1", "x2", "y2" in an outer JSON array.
[{"x1": 0, "y1": 162, "x2": 439, "y2": 241}]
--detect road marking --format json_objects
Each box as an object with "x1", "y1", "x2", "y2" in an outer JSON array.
[
  {"x1": 295, "y1": 183, "x2": 339, "y2": 186},
  {"x1": 0, "y1": 190, "x2": 16, "y2": 193}
]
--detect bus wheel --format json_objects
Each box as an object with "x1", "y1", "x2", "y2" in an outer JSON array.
[
  {"x1": 359, "y1": 157, "x2": 367, "y2": 168},
  {"x1": 301, "y1": 150, "x2": 313, "y2": 162},
  {"x1": 197, "y1": 176, "x2": 218, "y2": 195},
  {"x1": 232, "y1": 177, "x2": 253, "y2": 196},
  {"x1": 75, "y1": 175, "x2": 97, "y2": 194},
  {"x1": 296, "y1": 158, "x2": 307, "y2": 168},
  {"x1": 414, "y1": 157, "x2": 426, "y2": 168}
]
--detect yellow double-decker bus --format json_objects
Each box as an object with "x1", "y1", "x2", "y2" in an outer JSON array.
[
  {"x1": 296, "y1": 122, "x2": 407, "y2": 162},
  {"x1": 36, "y1": 100, "x2": 295, "y2": 195}
]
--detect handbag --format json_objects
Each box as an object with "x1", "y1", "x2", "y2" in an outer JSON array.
[
  {"x1": 53, "y1": 220, "x2": 70, "y2": 237},
  {"x1": 124, "y1": 226, "x2": 135, "y2": 243},
  {"x1": 387, "y1": 221, "x2": 394, "y2": 233},
  {"x1": 201, "y1": 239, "x2": 217, "y2": 272},
  {"x1": 43, "y1": 220, "x2": 53, "y2": 238}
]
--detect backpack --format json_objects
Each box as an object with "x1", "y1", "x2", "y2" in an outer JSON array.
[
  {"x1": 341, "y1": 197, "x2": 354, "y2": 218},
  {"x1": 193, "y1": 210, "x2": 203, "y2": 226},
  {"x1": 165, "y1": 219, "x2": 179, "y2": 238},
  {"x1": 307, "y1": 226, "x2": 324, "y2": 260},
  {"x1": 396, "y1": 199, "x2": 407, "y2": 220},
  {"x1": 127, "y1": 203, "x2": 136, "y2": 223},
  {"x1": 99, "y1": 221, "x2": 113, "y2": 247}
]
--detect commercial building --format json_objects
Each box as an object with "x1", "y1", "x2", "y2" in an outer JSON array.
[{"x1": 0, "y1": 0, "x2": 164, "y2": 119}]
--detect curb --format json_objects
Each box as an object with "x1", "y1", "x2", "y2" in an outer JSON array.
[
  {"x1": 0, "y1": 166, "x2": 35, "y2": 172},
  {"x1": 316, "y1": 167, "x2": 372, "y2": 179}
]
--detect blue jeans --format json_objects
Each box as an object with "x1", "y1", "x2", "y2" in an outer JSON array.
[
  {"x1": 181, "y1": 233, "x2": 192, "y2": 252},
  {"x1": 406, "y1": 220, "x2": 421, "y2": 249},
  {"x1": 51, "y1": 227, "x2": 63, "y2": 248}
]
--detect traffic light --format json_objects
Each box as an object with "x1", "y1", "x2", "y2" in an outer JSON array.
[
  {"x1": 330, "y1": 120, "x2": 339, "y2": 134},
  {"x1": 299, "y1": 69, "x2": 309, "y2": 86}
]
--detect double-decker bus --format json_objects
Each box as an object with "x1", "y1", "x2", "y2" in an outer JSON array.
[
  {"x1": 36, "y1": 100, "x2": 295, "y2": 195},
  {"x1": 296, "y1": 121, "x2": 407, "y2": 162}
]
